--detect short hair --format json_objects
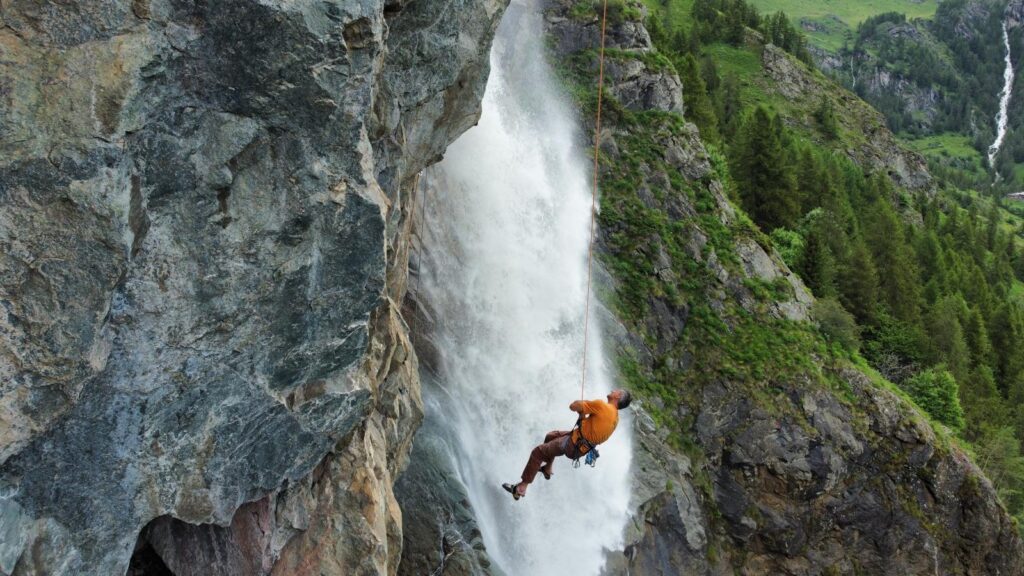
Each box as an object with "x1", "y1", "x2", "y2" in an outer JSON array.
[{"x1": 617, "y1": 390, "x2": 632, "y2": 410}]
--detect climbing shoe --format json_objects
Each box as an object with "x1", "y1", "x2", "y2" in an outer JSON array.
[{"x1": 502, "y1": 483, "x2": 524, "y2": 501}]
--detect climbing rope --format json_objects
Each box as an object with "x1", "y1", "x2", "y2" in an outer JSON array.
[{"x1": 579, "y1": 0, "x2": 610, "y2": 400}]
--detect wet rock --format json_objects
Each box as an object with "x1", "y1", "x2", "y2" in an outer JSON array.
[
  {"x1": 395, "y1": 417, "x2": 498, "y2": 576},
  {"x1": 544, "y1": 3, "x2": 652, "y2": 55},
  {"x1": 1009, "y1": 0, "x2": 1024, "y2": 29}
]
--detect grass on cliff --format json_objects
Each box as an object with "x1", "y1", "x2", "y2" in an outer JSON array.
[
  {"x1": 557, "y1": 0, "x2": 972, "y2": 457},
  {"x1": 747, "y1": 0, "x2": 939, "y2": 27},
  {"x1": 747, "y1": 0, "x2": 940, "y2": 52},
  {"x1": 641, "y1": 0, "x2": 939, "y2": 53},
  {"x1": 906, "y1": 133, "x2": 985, "y2": 166}
]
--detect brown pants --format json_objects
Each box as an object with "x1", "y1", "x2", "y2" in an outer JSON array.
[{"x1": 519, "y1": 430, "x2": 577, "y2": 488}]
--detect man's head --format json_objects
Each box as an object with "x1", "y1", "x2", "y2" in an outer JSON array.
[{"x1": 608, "y1": 389, "x2": 632, "y2": 410}]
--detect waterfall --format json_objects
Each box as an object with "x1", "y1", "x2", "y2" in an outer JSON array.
[
  {"x1": 413, "y1": 0, "x2": 633, "y2": 573},
  {"x1": 989, "y1": 21, "x2": 1015, "y2": 167}
]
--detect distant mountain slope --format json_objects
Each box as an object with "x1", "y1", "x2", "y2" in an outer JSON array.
[
  {"x1": 750, "y1": 0, "x2": 1023, "y2": 185},
  {"x1": 749, "y1": 0, "x2": 941, "y2": 51}
]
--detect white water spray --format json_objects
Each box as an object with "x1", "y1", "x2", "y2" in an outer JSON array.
[
  {"x1": 415, "y1": 0, "x2": 632, "y2": 573},
  {"x1": 989, "y1": 22, "x2": 1015, "y2": 167}
]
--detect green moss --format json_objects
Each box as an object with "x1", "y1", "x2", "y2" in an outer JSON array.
[
  {"x1": 569, "y1": 0, "x2": 643, "y2": 24},
  {"x1": 605, "y1": 48, "x2": 676, "y2": 73}
]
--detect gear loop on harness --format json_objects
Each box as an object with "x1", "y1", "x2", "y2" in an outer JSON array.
[{"x1": 570, "y1": 416, "x2": 600, "y2": 469}]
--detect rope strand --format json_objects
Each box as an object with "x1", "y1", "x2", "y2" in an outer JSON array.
[{"x1": 580, "y1": 0, "x2": 609, "y2": 401}]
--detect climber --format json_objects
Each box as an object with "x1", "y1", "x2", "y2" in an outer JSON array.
[{"x1": 502, "y1": 389, "x2": 632, "y2": 501}]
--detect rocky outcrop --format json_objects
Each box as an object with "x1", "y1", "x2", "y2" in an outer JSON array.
[
  {"x1": 760, "y1": 44, "x2": 933, "y2": 192},
  {"x1": 1009, "y1": 0, "x2": 1024, "y2": 29},
  {"x1": 0, "y1": 0, "x2": 504, "y2": 573},
  {"x1": 394, "y1": 405, "x2": 498, "y2": 576},
  {"x1": 544, "y1": 9, "x2": 683, "y2": 115},
  {"x1": 627, "y1": 371, "x2": 1023, "y2": 575},
  {"x1": 542, "y1": 2, "x2": 1024, "y2": 575}
]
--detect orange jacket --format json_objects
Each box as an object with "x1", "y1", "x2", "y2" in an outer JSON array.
[{"x1": 570, "y1": 399, "x2": 619, "y2": 453}]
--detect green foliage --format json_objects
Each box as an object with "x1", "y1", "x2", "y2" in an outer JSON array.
[
  {"x1": 815, "y1": 97, "x2": 839, "y2": 140},
  {"x1": 760, "y1": 11, "x2": 811, "y2": 62},
  {"x1": 732, "y1": 107, "x2": 800, "y2": 231},
  {"x1": 770, "y1": 227, "x2": 804, "y2": 270},
  {"x1": 974, "y1": 425, "x2": 1024, "y2": 514},
  {"x1": 689, "y1": 0, "x2": 812, "y2": 63},
  {"x1": 676, "y1": 53, "x2": 720, "y2": 142},
  {"x1": 813, "y1": 298, "x2": 861, "y2": 353},
  {"x1": 571, "y1": 0, "x2": 643, "y2": 24},
  {"x1": 575, "y1": 0, "x2": 1024, "y2": 529},
  {"x1": 901, "y1": 367, "x2": 965, "y2": 432}
]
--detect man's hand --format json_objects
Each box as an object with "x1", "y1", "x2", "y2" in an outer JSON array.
[{"x1": 569, "y1": 400, "x2": 583, "y2": 413}]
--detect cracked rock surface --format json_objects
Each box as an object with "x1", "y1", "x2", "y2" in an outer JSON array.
[{"x1": 0, "y1": 0, "x2": 505, "y2": 573}]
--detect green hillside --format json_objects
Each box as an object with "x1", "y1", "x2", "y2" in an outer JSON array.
[
  {"x1": 627, "y1": 0, "x2": 1024, "y2": 532},
  {"x1": 747, "y1": 0, "x2": 940, "y2": 50},
  {"x1": 748, "y1": 0, "x2": 939, "y2": 23}
]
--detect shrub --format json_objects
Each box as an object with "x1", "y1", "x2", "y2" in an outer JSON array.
[
  {"x1": 902, "y1": 367, "x2": 966, "y2": 432},
  {"x1": 770, "y1": 227, "x2": 805, "y2": 271},
  {"x1": 813, "y1": 298, "x2": 861, "y2": 353}
]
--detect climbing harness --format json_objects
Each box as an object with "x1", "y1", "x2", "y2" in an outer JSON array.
[{"x1": 570, "y1": 416, "x2": 600, "y2": 469}]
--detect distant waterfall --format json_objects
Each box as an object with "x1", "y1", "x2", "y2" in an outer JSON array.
[
  {"x1": 413, "y1": 0, "x2": 633, "y2": 573},
  {"x1": 989, "y1": 21, "x2": 1015, "y2": 167}
]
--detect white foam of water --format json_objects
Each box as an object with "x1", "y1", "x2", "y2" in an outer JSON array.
[
  {"x1": 414, "y1": 0, "x2": 633, "y2": 573},
  {"x1": 989, "y1": 22, "x2": 1015, "y2": 167}
]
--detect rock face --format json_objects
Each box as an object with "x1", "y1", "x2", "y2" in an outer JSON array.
[
  {"x1": 1010, "y1": 0, "x2": 1024, "y2": 29},
  {"x1": 759, "y1": 44, "x2": 933, "y2": 192},
  {"x1": 540, "y1": 2, "x2": 1024, "y2": 575},
  {"x1": 628, "y1": 372, "x2": 1023, "y2": 575},
  {"x1": 0, "y1": 0, "x2": 504, "y2": 574},
  {"x1": 393, "y1": 402, "x2": 498, "y2": 576}
]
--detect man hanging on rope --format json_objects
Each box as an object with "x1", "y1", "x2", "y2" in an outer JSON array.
[{"x1": 502, "y1": 389, "x2": 631, "y2": 501}]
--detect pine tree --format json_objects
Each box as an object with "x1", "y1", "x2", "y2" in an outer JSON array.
[
  {"x1": 815, "y1": 97, "x2": 839, "y2": 139},
  {"x1": 678, "y1": 54, "x2": 720, "y2": 142},
  {"x1": 718, "y1": 73, "x2": 742, "y2": 139},
  {"x1": 965, "y1": 306, "x2": 994, "y2": 369},
  {"x1": 862, "y1": 190, "x2": 921, "y2": 325},
  {"x1": 989, "y1": 303, "x2": 1024, "y2": 391},
  {"x1": 701, "y1": 55, "x2": 720, "y2": 93},
  {"x1": 732, "y1": 107, "x2": 800, "y2": 231},
  {"x1": 839, "y1": 236, "x2": 879, "y2": 324},
  {"x1": 726, "y1": 5, "x2": 746, "y2": 45},
  {"x1": 646, "y1": 14, "x2": 668, "y2": 48},
  {"x1": 924, "y1": 295, "x2": 971, "y2": 382},
  {"x1": 801, "y1": 221, "x2": 838, "y2": 298}
]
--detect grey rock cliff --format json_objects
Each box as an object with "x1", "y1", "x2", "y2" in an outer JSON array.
[
  {"x1": 1009, "y1": 0, "x2": 1024, "y2": 28},
  {"x1": 0, "y1": 0, "x2": 505, "y2": 574}
]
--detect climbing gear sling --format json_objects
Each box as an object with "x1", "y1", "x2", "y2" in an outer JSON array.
[{"x1": 570, "y1": 416, "x2": 600, "y2": 468}]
